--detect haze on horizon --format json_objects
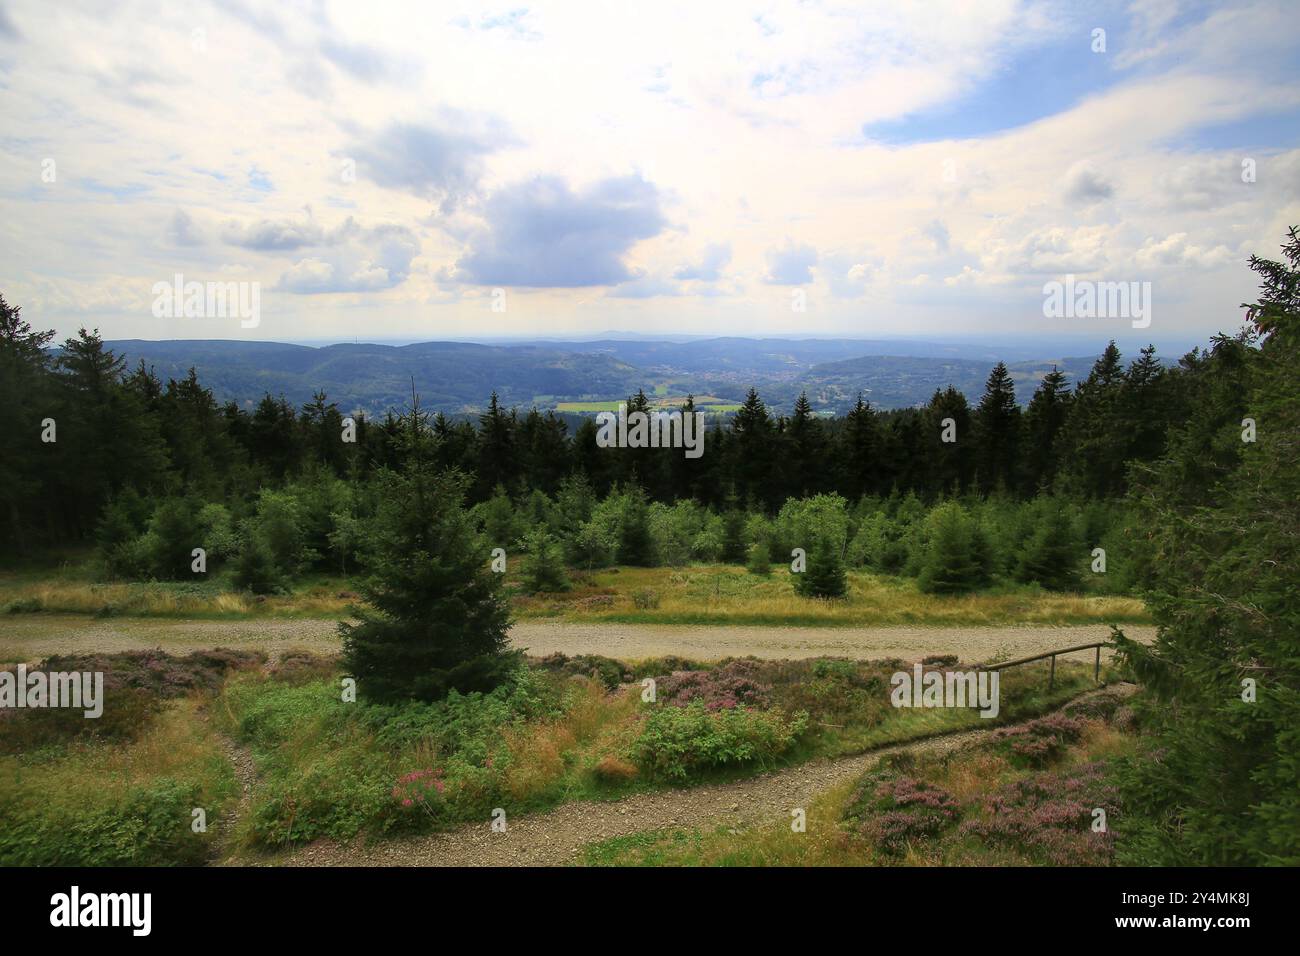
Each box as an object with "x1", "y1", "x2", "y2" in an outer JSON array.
[{"x1": 2, "y1": 0, "x2": 1298, "y2": 347}]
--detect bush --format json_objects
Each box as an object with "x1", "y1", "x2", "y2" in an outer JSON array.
[
  {"x1": 849, "y1": 775, "x2": 962, "y2": 855},
  {"x1": 145, "y1": 497, "x2": 205, "y2": 579},
  {"x1": 793, "y1": 542, "x2": 848, "y2": 599},
  {"x1": 0, "y1": 778, "x2": 212, "y2": 866},
  {"x1": 631, "y1": 587, "x2": 661, "y2": 610},
  {"x1": 519, "y1": 527, "x2": 570, "y2": 593},
  {"x1": 233, "y1": 535, "x2": 283, "y2": 594},
  {"x1": 632, "y1": 701, "x2": 807, "y2": 781},
  {"x1": 654, "y1": 660, "x2": 771, "y2": 710},
  {"x1": 990, "y1": 713, "x2": 1086, "y2": 768},
  {"x1": 917, "y1": 502, "x2": 991, "y2": 594},
  {"x1": 530, "y1": 653, "x2": 630, "y2": 691},
  {"x1": 957, "y1": 760, "x2": 1118, "y2": 865}
]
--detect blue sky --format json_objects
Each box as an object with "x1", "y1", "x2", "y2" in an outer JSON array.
[{"x1": 0, "y1": 0, "x2": 1298, "y2": 347}]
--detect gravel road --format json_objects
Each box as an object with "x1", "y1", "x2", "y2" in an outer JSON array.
[{"x1": 0, "y1": 615, "x2": 1153, "y2": 665}]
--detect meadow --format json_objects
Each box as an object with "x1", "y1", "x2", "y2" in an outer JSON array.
[
  {"x1": 0, "y1": 554, "x2": 1148, "y2": 628},
  {"x1": 0, "y1": 647, "x2": 1116, "y2": 866}
]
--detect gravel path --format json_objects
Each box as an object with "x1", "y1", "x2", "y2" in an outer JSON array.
[
  {"x1": 0, "y1": 615, "x2": 1152, "y2": 665},
  {"x1": 258, "y1": 684, "x2": 1137, "y2": 868}
]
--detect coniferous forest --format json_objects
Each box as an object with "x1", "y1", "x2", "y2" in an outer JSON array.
[
  {"x1": 2, "y1": 232, "x2": 1298, "y2": 875},
  {"x1": 3, "y1": 0, "x2": 1299, "y2": 910}
]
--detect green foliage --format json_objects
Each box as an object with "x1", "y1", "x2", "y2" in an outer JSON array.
[
  {"x1": 793, "y1": 541, "x2": 848, "y2": 599},
  {"x1": 232, "y1": 535, "x2": 283, "y2": 595},
  {"x1": 917, "y1": 501, "x2": 991, "y2": 594},
  {"x1": 144, "y1": 497, "x2": 205, "y2": 579},
  {"x1": 745, "y1": 538, "x2": 772, "y2": 575},
  {"x1": 519, "y1": 527, "x2": 570, "y2": 593},
  {"x1": 1115, "y1": 229, "x2": 1300, "y2": 865},
  {"x1": 0, "y1": 778, "x2": 213, "y2": 866},
  {"x1": 631, "y1": 701, "x2": 808, "y2": 781},
  {"x1": 341, "y1": 461, "x2": 516, "y2": 703},
  {"x1": 1014, "y1": 499, "x2": 1080, "y2": 591}
]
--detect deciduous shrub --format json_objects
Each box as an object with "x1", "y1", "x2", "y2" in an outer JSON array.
[{"x1": 631, "y1": 701, "x2": 807, "y2": 781}]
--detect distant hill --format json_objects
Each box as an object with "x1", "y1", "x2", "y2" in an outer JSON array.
[
  {"x1": 94, "y1": 337, "x2": 1115, "y2": 417},
  {"x1": 777, "y1": 355, "x2": 1099, "y2": 411},
  {"x1": 101, "y1": 339, "x2": 647, "y2": 417}
]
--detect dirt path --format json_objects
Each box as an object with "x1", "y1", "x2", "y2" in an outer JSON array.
[
  {"x1": 0, "y1": 615, "x2": 1152, "y2": 665},
  {"x1": 261, "y1": 684, "x2": 1136, "y2": 867}
]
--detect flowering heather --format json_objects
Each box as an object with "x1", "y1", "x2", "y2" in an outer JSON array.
[
  {"x1": 655, "y1": 659, "x2": 772, "y2": 711},
  {"x1": 854, "y1": 776, "x2": 962, "y2": 855},
  {"x1": 991, "y1": 713, "x2": 1086, "y2": 767},
  {"x1": 958, "y1": 761, "x2": 1119, "y2": 865}
]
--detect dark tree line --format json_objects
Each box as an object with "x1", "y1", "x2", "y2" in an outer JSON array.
[{"x1": 0, "y1": 288, "x2": 1245, "y2": 556}]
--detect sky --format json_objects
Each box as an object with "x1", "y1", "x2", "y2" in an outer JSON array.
[{"x1": 1, "y1": 0, "x2": 1298, "y2": 349}]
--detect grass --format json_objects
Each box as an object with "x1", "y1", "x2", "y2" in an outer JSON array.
[
  {"x1": 1, "y1": 558, "x2": 1150, "y2": 627},
  {"x1": 214, "y1": 655, "x2": 1108, "y2": 856},
  {"x1": 0, "y1": 697, "x2": 237, "y2": 865},
  {"x1": 578, "y1": 690, "x2": 1141, "y2": 867},
  {"x1": 0, "y1": 646, "x2": 1119, "y2": 864},
  {"x1": 516, "y1": 566, "x2": 1150, "y2": 627}
]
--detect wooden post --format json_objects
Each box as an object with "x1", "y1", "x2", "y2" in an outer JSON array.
[
  {"x1": 1049, "y1": 654, "x2": 1056, "y2": 691},
  {"x1": 1095, "y1": 645, "x2": 1101, "y2": 682}
]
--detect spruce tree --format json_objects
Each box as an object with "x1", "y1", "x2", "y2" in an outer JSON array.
[
  {"x1": 793, "y1": 540, "x2": 848, "y2": 598},
  {"x1": 917, "y1": 502, "x2": 989, "y2": 594},
  {"x1": 973, "y1": 362, "x2": 1021, "y2": 495},
  {"x1": 1115, "y1": 228, "x2": 1300, "y2": 864},
  {"x1": 1022, "y1": 367, "x2": 1072, "y2": 491},
  {"x1": 1014, "y1": 500, "x2": 1079, "y2": 591},
  {"x1": 520, "y1": 526, "x2": 571, "y2": 593},
  {"x1": 342, "y1": 396, "x2": 515, "y2": 702}
]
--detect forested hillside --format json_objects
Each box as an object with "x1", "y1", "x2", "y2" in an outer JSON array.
[{"x1": 2, "y1": 291, "x2": 1231, "y2": 555}]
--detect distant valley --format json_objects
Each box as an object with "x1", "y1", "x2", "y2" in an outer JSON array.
[{"x1": 97, "y1": 337, "x2": 1119, "y2": 419}]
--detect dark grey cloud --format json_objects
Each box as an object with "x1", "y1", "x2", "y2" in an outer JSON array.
[
  {"x1": 455, "y1": 174, "x2": 666, "y2": 287},
  {"x1": 223, "y1": 216, "x2": 324, "y2": 251},
  {"x1": 167, "y1": 209, "x2": 204, "y2": 247},
  {"x1": 674, "y1": 242, "x2": 732, "y2": 281},
  {"x1": 0, "y1": 4, "x2": 21, "y2": 39},
  {"x1": 1065, "y1": 163, "x2": 1114, "y2": 204},
  {"x1": 347, "y1": 117, "x2": 509, "y2": 202},
  {"x1": 764, "y1": 241, "x2": 818, "y2": 284}
]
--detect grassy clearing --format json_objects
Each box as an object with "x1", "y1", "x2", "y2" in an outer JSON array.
[
  {"x1": 579, "y1": 690, "x2": 1140, "y2": 866},
  {"x1": 210, "y1": 655, "x2": 1109, "y2": 856},
  {"x1": 1, "y1": 647, "x2": 1114, "y2": 864},
  {"x1": 0, "y1": 698, "x2": 237, "y2": 865},
  {"x1": 1, "y1": 559, "x2": 1149, "y2": 626},
  {"x1": 0, "y1": 558, "x2": 356, "y2": 620},
  {"x1": 516, "y1": 566, "x2": 1150, "y2": 627}
]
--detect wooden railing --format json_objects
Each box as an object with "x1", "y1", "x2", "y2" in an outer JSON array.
[{"x1": 975, "y1": 641, "x2": 1110, "y2": 690}]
